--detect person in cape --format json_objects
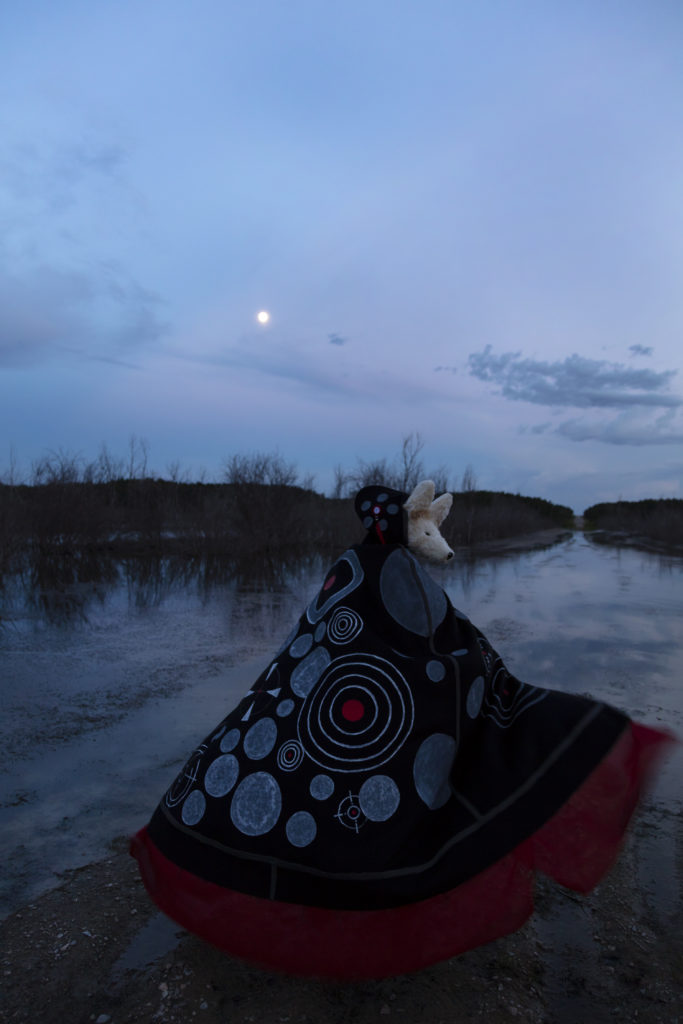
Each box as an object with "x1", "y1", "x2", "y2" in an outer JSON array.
[{"x1": 131, "y1": 481, "x2": 674, "y2": 978}]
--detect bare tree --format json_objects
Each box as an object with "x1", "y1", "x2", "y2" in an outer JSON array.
[
  {"x1": 461, "y1": 463, "x2": 478, "y2": 493},
  {"x1": 397, "y1": 432, "x2": 425, "y2": 492},
  {"x1": 430, "y1": 463, "x2": 451, "y2": 495},
  {"x1": 31, "y1": 449, "x2": 83, "y2": 485},
  {"x1": 331, "y1": 464, "x2": 350, "y2": 499},
  {"x1": 222, "y1": 451, "x2": 299, "y2": 487},
  {"x1": 2, "y1": 445, "x2": 21, "y2": 485},
  {"x1": 127, "y1": 435, "x2": 150, "y2": 479}
]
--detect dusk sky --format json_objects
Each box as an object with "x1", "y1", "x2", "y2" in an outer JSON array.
[{"x1": 2, "y1": 1, "x2": 682, "y2": 512}]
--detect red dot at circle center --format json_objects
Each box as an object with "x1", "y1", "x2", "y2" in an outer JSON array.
[{"x1": 341, "y1": 698, "x2": 365, "y2": 722}]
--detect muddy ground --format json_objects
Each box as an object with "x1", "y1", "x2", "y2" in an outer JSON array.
[{"x1": 2, "y1": 823, "x2": 681, "y2": 1024}]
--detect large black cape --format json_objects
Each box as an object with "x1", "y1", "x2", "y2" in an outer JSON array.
[{"x1": 132, "y1": 497, "x2": 672, "y2": 976}]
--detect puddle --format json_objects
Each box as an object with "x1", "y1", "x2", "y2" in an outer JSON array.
[{"x1": 109, "y1": 911, "x2": 185, "y2": 987}]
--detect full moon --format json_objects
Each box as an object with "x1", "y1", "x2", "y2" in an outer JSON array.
[{"x1": 256, "y1": 310, "x2": 270, "y2": 324}]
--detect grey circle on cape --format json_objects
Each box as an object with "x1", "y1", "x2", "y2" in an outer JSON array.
[
  {"x1": 290, "y1": 646, "x2": 331, "y2": 698},
  {"x1": 276, "y1": 623, "x2": 300, "y2": 656},
  {"x1": 363, "y1": 516, "x2": 373, "y2": 529},
  {"x1": 204, "y1": 754, "x2": 239, "y2": 798},
  {"x1": 286, "y1": 810, "x2": 317, "y2": 848},
  {"x1": 379, "y1": 519, "x2": 388, "y2": 531},
  {"x1": 358, "y1": 775, "x2": 400, "y2": 822},
  {"x1": 243, "y1": 717, "x2": 278, "y2": 760},
  {"x1": 379, "y1": 549, "x2": 448, "y2": 637},
  {"x1": 289, "y1": 633, "x2": 314, "y2": 658},
  {"x1": 413, "y1": 733, "x2": 457, "y2": 810},
  {"x1": 361, "y1": 500, "x2": 371, "y2": 511},
  {"x1": 387, "y1": 503, "x2": 399, "y2": 514},
  {"x1": 376, "y1": 492, "x2": 388, "y2": 502},
  {"x1": 230, "y1": 772, "x2": 282, "y2": 836},
  {"x1": 426, "y1": 660, "x2": 446, "y2": 682},
  {"x1": 276, "y1": 699, "x2": 295, "y2": 717},
  {"x1": 310, "y1": 774, "x2": 335, "y2": 800},
  {"x1": 219, "y1": 727, "x2": 241, "y2": 753},
  {"x1": 181, "y1": 789, "x2": 206, "y2": 826},
  {"x1": 314, "y1": 621, "x2": 327, "y2": 643},
  {"x1": 466, "y1": 676, "x2": 485, "y2": 719}
]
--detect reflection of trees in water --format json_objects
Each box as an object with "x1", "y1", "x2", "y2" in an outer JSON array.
[{"x1": 2, "y1": 550, "x2": 329, "y2": 627}]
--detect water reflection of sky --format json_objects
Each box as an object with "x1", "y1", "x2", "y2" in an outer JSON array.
[{"x1": 1, "y1": 535, "x2": 681, "y2": 921}]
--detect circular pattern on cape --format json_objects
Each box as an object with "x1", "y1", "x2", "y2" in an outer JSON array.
[
  {"x1": 276, "y1": 699, "x2": 295, "y2": 718},
  {"x1": 413, "y1": 733, "x2": 457, "y2": 810},
  {"x1": 219, "y1": 728, "x2": 241, "y2": 753},
  {"x1": 379, "y1": 549, "x2": 447, "y2": 637},
  {"x1": 328, "y1": 606, "x2": 363, "y2": 645},
  {"x1": 277, "y1": 739, "x2": 305, "y2": 772},
  {"x1": 291, "y1": 646, "x2": 331, "y2": 699},
  {"x1": 426, "y1": 660, "x2": 446, "y2": 682},
  {"x1": 289, "y1": 633, "x2": 314, "y2": 658},
  {"x1": 230, "y1": 772, "x2": 282, "y2": 836},
  {"x1": 204, "y1": 754, "x2": 239, "y2": 797},
  {"x1": 181, "y1": 789, "x2": 206, "y2": 826},
  {"x1": 314, "y1": 621, "x2": 327, "y2": 643},
  {"x1": 297, "y1": 653, "x2": 415, "y2": 773},
  {"x1": 466, "y1": 675, "x2": 485, "y2": 718},
  {"x1": 285, "y1": 811, "x2": 317, "y2": 848},
  {"x1": 358, "y1": 775, "x2": 400, "y2": 822},
  {"x1": 310, "y1": 774, "x2": 335, "y2": 800},
  {"x1": 243, "y1": 717, "x2": 278, "y2": 760}
]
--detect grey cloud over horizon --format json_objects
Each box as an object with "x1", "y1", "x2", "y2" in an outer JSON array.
[
  {"x1": 557, "y1": 409, "x2": 683, "y2": 446},
  {"x1": 629, "y1": 344, "x2": 654, "y2": 357},
  {"x1": 0, "y1": 262, "x2": 167, "y2": 368},
  {"x1": 468, "y1": 345, "x2": 680, "y2": 410}
]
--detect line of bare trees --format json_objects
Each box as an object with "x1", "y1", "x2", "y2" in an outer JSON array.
[{"x1": 0, "y1": 434, "x2": 577, "y2": 584}]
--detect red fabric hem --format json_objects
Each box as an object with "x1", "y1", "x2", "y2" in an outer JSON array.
[{"x1": 130, "y1": 722, "x2": 674, "y2": 978}]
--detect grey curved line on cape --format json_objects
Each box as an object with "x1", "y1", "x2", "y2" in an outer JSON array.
[{"x1": 161, "y1": 702, "x2": 609, "y2": 884}]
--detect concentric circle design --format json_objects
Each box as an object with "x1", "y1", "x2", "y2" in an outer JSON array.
[
  {"x1": 297, "y1": 653, "x2": 414, "y2": 773},
  {"x1": 277, "y1": 739, "x2": 305, "y2": 772},
  {"x1": 328, "y1": 606, "x2": 363, "y2": 645}
]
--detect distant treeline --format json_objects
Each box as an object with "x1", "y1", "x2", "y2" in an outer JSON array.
[
  {"x1": 0, "y1": 443, "x2": 574, "y2": 582},
  {"x1": 584, "y1": 498, "x2": 683, "y2": 546}
]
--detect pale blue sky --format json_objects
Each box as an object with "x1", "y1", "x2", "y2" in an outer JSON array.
[{"x1": 2, "y1": 0, "x2": 682, "y2": 511}]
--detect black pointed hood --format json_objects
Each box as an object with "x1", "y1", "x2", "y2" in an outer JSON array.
[{"x1": 354, "y1": 485, "x2": 408, "y2": 545}]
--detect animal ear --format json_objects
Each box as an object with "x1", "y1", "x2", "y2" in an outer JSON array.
[
  {"x1": 404, "y1": 480, "x2": 435, "y2": 515},
  {"x1": 430, "y1": 492, "x2": 453, "y2": 526}
]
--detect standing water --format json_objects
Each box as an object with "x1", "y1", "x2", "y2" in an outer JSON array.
[{"x1": 1, "y1": 533, "x2": 681, "y2": 941}]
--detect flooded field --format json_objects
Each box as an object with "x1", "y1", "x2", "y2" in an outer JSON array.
[{"x1": 1, "y1": 531, "x2": 682, "y2": 1022}]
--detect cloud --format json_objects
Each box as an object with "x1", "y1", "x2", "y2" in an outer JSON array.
[
  {"x1": 0, "y1": 138, "x2": 127, "y2": 218},
  {"x1": 467, "y1": 345, "x2": 680, "y2": 410},
  {"x1": 328, "y1": 332, "x2": 347, "y2": 346},
  {"x1": 558, "y1": 409, "x2": 683, "y2": 446},
  {"x1": 629, "y1": 344, "x2": 654, "y2": 357},
  {"x1": 0, "y1": 262, "x2": 167, "y2": 368},
  {"x1": 434, "y1": 365, "x2": 458, "y2": 374}
]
